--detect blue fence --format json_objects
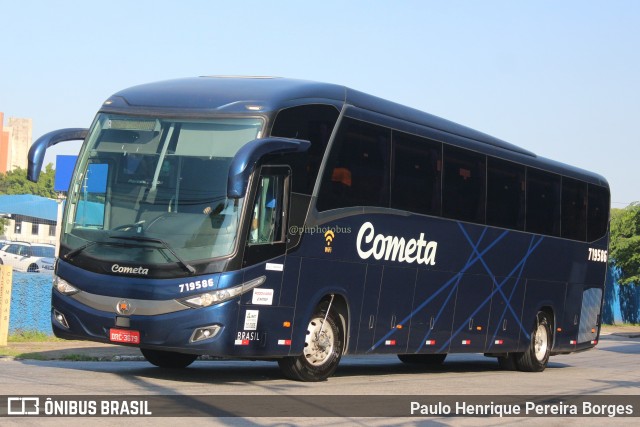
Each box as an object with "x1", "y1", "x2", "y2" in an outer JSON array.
[
  {"x1": 9, "y1": 272, "x2": 53, "y2": 334},
  {"x1": 603, "y1": 267, "x2": 640, "y2": 324},
  {"x1": 6, "y1": 269, "x2": 640, "y2": 335}
]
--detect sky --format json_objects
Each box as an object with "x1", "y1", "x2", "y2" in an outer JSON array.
[{"x1": 1, "y1": 0, "x2": 639, "y2": 207}]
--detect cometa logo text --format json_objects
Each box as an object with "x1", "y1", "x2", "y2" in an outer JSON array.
[
  {"x1": 111, "y1": 264, "x2": 150, "y2": 275},
  {"x1": 356, "y1": 222, "x2": 437, "y2": 265}
]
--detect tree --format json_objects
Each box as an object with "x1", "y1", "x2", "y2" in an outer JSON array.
[
  {"x1": 609, "y1": 202, "x2": 640, "y2": 286},
  {"x1": 0, "y1": 164, "x2": 57, "y2": 198}
]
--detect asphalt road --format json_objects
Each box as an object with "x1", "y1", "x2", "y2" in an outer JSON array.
[{"x1": 2, "y1": 332, "x2": 639, "y2": 426}]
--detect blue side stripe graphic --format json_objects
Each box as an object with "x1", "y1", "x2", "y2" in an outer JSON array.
[
  {"x1": 369, "y1": 223, "x2": 544, "y2": 353},
  {"x1": 370, "y1": 226, "x2": 506, "y2": 351},
  {"x1": 487, "y1": 235, "x2": 542, "y2": 349},
  {"x1": 414, "y1": 228, "x2": 488, "y2": 353}
]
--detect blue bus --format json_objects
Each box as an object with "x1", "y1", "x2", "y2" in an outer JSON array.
[{"x1": 28, "y1": 77, "x2": 610, "y2": 381}]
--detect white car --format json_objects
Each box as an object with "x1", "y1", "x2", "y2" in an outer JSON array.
[{"x1": 0, "y1": 242, "x2": 55, "y2": 273}]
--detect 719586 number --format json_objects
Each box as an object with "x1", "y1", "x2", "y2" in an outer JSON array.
[
  {"x1": 178, "y1": 277, "x2": 215, "y2": 293},
  {"x1": 588, "y1": 248, "x2": 608, "y2": 263}
]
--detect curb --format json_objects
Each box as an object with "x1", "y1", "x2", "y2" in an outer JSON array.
[
  {"x1": 0, "y1": 354, "x2": 229, "y2": 362},
  {"x1": 609, "y1": 332, "x2": 640, "y2": 339}
]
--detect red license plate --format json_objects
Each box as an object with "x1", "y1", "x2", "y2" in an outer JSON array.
[{"x1": 109, "y1": 328, "x2": 140, "y2": 344}]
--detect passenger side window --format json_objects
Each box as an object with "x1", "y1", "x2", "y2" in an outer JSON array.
[
  {"x1": 526, "y1": 169, "x2": 561, "y2": 236},
  {"x1": 391, "y1": 131, "x2": 442, "y2": 216},
  {"x1": 271, "y1": 105, "x2": 339, "y2": 195},
  {"x1": 587, "y1": 184, "x2": 610, "y2": 241},
  {"x1": 561, "y1": 177, "x2": 587, "y2": 240},
  {"x1": 317, "y1": 118, "x2": 390, "y2": 211},
  {"x1": 442, "y1": 146, "x2": 486, "y2": 223},
  {"x1": 487, "y1": 158, "x2": 525, "y2": 230}
]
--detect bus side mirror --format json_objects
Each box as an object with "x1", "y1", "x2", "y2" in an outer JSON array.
[
  {"x1": 27, "y1": 128, "x2": 88, "y2": 182},
  {"x1": 227, "y1": 137, "x2": 310, "y2": 198}
]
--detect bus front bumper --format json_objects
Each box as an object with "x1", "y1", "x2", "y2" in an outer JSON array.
[{"x1": 51, "y1": 289, "x2": 296, "y2": 357}]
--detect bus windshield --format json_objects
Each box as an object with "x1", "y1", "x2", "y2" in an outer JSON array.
[{"x1": 62, "y1": 113, "x2": 263, "y2": 267}]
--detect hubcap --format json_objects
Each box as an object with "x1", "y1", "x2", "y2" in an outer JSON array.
[
  {"x1": 534, "y1": 323, "x2": 548, "y2": 362},
  {"x1": 303, "y1": 317, "x2": 335, "y2": 366}
]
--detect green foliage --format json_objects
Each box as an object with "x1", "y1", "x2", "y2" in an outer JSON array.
[
  {"x1": 610, "y1": 202, "x2": 640, "y2": 285},
  {"x1": 0, "y1": 163, "x2": 57, "y2": 198}
]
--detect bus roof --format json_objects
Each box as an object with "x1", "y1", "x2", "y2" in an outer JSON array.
[
  {"x1": 106, "y1": 76, "x2": 532, "y2": 155},
  {"x1": 104, "y1": 76, "x2": 607, "y2": 187}
]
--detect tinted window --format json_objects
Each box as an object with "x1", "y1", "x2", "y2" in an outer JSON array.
[
  {"x1": 248, "y1": 173, "x2": 287, "y2": 244},
  {"x1": 487, "y1": 158, "x2": 525, "y2": 230},
  {"x1": 526, "y1": 169, "x2": 561, "y2": 236},
  {"x1": 317, "y1": 118, "x2": 391, "y2": 211},
  {"x1": 391, "y1": 131, "x2": 442, "y2": 215},
  {"x1": 442, "y1": 146, "x2": 486, "y2": 223},
  {"x1": 561, "y1": 177, "x2": 587, "y2": 240},
  {"x1": 587, "y1": 184, "x2": 610, "y2": 241},
  {"x1": 271, "y1": 105, "x2": 339, "y2": 194}
]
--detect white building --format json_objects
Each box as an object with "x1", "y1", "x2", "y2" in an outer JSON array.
[{"x1": 0, "y1": 194, "x2": 58, "y2": 245}]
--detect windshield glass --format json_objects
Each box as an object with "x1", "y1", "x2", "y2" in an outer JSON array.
[{"x1": 62, "y1": 113, "x2": 263, "y2": 267}]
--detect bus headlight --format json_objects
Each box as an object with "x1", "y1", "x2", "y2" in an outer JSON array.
[
  {"x1": 178, "y1": 276, "x2": 265, "y2": 308},
  {"x1": 53, "y1": 276, "x2": 80, "y2": 295}
]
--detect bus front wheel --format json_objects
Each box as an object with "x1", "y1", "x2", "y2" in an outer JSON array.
[
  {"x1": 278, "y1": 304, "x2": 344, "y2": 381},
  {"x1": 140, "y1": 348, "x2": 198, "y2": 369},
  {"x1": 515, "y1": 311, "x2": 552, "y2": 372}
]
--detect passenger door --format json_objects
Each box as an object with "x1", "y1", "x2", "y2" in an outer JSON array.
[
  {"x1": 242, "y1": 166, "x2": 291, "y2": 267},
  {"x1": 240, "y1": 165, "x2": 291, "y2": 308},
  {"x1": 238, "y1": 166, "x2": 291, "y2": 352}
]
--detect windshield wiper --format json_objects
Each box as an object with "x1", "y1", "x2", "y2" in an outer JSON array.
[
  {"x1": 64, "y1": 241, "x2": 99, "y2": 260},
  {"x1": 109, "y1": 235, "x2": 196, "y2": 275}
]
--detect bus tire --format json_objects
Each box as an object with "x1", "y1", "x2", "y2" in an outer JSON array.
[
  {"x1": 140, "y1": 348, "x2": 198, "y2": 369},
  {"x1": 398, "y1": 354, "x2": 446, "y2": 365},
  {"x1": 515, "y1": 311, "x2": 552, "y2": 372},
  {"x1": 278, "y1": 304, "x2": 343, "y2": 381}
]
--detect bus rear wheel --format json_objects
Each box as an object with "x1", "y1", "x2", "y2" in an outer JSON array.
[
  {"x1": 278, "y1": 304, "x2": 343, "y2": 381},
  {"x1": 140, "y1": 348, "x2": 198, "y2": 368},
  {"x1": 398, "y1": 354, "x2": 446, "y2": 365},
  {"x1": 515, "y1": 311, "x2": 552, "y2": 372}
]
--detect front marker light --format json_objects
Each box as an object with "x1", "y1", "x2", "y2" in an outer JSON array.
[
  {"x1": 53, "y1": 275, "x2": 80, "y2": 295},
  {"x1": 53, "y1": 309, "x2": 70, "y2": 328},
  {"x1": 190, "y1": 325, "x2": 222, "y2": 343},
  {"x1": 178, "y1": 276, "x2": 265, "y2": 308}
]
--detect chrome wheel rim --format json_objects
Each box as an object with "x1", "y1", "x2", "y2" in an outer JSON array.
[
  {"x1": 303, "y1": 317, "x2": 334, "y2": 366},
  {"x1": 534, "y1": 323, "x2": 548, "y2": 362}
]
